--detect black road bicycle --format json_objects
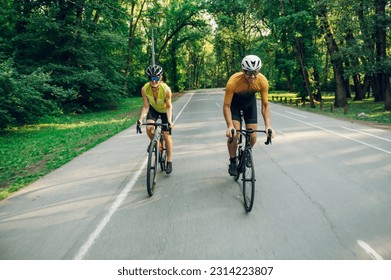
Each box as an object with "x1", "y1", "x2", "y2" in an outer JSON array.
[
  {"x1": 137, "y1": 120, "x2": 170, "y2": 196},
  {"x1": 230, "y1": 111, "x2": 272, "y2": 212}
]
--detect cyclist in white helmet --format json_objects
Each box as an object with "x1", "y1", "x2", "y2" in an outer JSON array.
[
  {"x1": 138, "y1": 65, "x2": 174, "y2": 174},
  {"x1": 223, "y1": 55, "x2": 275, "y2": 176}
]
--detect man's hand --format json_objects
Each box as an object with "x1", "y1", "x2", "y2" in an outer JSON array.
[
  {"x1": 226, "y1": 126, "x2": 235, "y2": 139},
  {"x1": 266, "y1": 127, "x2": 275, "y2": 138},
  {"x1": 168, "y1": 122, "x2": 174, "y2": 130}
]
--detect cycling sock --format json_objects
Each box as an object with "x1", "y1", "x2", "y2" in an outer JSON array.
[{"x1": 230, "y1": 157, "x2": 236, "y2": 163}]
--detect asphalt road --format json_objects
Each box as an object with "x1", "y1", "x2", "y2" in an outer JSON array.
[{"x1": 1, "y1": 88, "x2": 390, "y2": 260}]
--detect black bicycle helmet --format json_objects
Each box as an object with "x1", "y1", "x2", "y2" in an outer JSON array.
[{"x1": 145, "y1": 65, "x2": 163, "y2": 77}]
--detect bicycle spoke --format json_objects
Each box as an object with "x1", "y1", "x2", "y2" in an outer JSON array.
[
  {"x1": 242, "y1": 149, "x2": 255, "y2": 212},
  {"x1": 159, "y1": 139, "x2": 167, "y2": 171},
  {"x1": 147, "y1": 141, "x2": 157, "y2": 196}
]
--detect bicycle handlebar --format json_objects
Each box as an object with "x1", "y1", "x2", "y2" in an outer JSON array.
[
  {"x1": 229, "y1": 128, "x2": 272, "y2": 145},
  {"x1": 136, "y1": 121, "x2": 172, "y2": 135}
]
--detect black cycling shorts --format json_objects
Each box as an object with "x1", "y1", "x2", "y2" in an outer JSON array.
[
  {"x1": 147, "y1": 106, "x2": 170, "y2": 132},
  {"x1": 230, "y1": 93, "x2": 258, "y2": 124}
]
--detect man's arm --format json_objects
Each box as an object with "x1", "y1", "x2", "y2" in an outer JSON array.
[
  {"x1": 261, "y1": 101, "x2": 271, "y2": 128},
  {"x1": 223, "y1": 87, "x2": 235, "y2": 138},
  {"x1": 260, "y1": 80, "x2": 274, "y2": 138}
]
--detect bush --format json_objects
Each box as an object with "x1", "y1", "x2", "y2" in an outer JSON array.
[{"x1": 0, "y1": 59, "x2": 62, "y2": 130}]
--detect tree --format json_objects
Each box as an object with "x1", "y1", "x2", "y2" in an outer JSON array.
[
  {"x1": 316, "y1": 0, "x2": 348, "y2": 108},
  {"x1": 122, "y1": 0, "x2": 148, "y2": 96},
  {"x1": 207, "y1": 0, "x2": 270, "y2": 85},
  {"x1": 373, "y1": 0, "x2": 391, "y2": 109},
  {"x1": 145, "y1": 0, "x2": 209, "y2": 90},
  {"x1": 257, "y1": 0, "x2": 322, "y2": 107}
]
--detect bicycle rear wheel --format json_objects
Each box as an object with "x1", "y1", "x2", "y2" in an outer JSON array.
[
  {"x1": 242, "y1": 149, "x2": 255, "y2": 212},
  {"x1": 147, "y1": 140, "x2": 158, "y2": 196}
]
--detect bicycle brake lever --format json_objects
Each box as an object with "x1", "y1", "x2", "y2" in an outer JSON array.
[
  {"x1": 265, "y1": 128, "x2": 272, "y2": 145},
  {"x1": 136, "y1": 121, "x2": 142, "y2": 134},
  {"x1": 229, "y1": 128, "x2": 235, "y2": 144}
]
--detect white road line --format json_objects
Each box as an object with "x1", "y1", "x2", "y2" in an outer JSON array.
[
  {"x1": 173, "y1": 91, "x2": 194, "y2": 123},
  {"x1": 73, "y1": 158, "x2": 147, "y2": 260},
  {"x1": 357, "y1": 240, "x2": 384, "y2": 260},
  {"x1": 285, "y1": 111, "x2": 308, "y2": 118},
  {"x1": 342, "y1": 126, "x2": 391, "y2": 142},
  {"x1": 73, "y1": 91, "x2": 194, "y2": 260},
  {"x1": 274, "y1": 112, "x2": 391, "y2": 155}
]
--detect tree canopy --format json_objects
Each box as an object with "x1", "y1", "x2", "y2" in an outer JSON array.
[{"x1": 0, "y1": 0, "x2": 390, "y2": 130}]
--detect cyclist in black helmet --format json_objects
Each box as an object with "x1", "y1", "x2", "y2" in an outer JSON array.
[{"x1": 137, "y1": 65, "x2": 174, "y2": 174}]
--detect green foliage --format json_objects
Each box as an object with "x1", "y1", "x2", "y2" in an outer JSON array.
[
  {"x1": 0, "y1": 0, "x2": 390, "y2": 133},
  {"x1": 0, "y1": 59, "x2": 62, "y2": 129},
  {"x1": 0, "y1": 0, "x2": 127, "y2": 128}
]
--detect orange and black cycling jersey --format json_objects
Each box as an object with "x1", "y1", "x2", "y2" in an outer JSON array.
[{"x1": 225, "y1": 72, "x2": 269, "y2": 100}]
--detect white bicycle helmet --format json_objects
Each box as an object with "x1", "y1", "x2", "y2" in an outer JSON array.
[{"x1": 241, "y1": 55, "x2": 262, "y2": 71}]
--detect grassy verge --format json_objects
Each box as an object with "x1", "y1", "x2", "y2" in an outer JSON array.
[
  {"x1": 0, "y1": 97, "x2": 143, "y2": 200},
  {"x1": 0, "y1": 93, "x2": 184, "y2": 200},
  {"x1": 268, "y1": 91, "x2": 391, "y2": 127}
]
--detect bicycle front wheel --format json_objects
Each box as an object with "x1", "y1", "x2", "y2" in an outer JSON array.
[
  {"x1": 242, "y1": 149, "x2": 255, "y2": 212},
  {"x1": 147, "y1": 141, "x2": 158, "y2": 196},
  {"x1": 159, "y1": 139, "x2": 167, "y2": 171},
  {"x1": 234, "y1": 149, "x2": 243, "y2": 181}
]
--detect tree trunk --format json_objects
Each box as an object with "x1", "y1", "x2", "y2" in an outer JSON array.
[
  {"x1": 374, "y1": 0, "x2": 390, "y2": 109},
  {"x1": 352, "y1": 74, "x2": 364, "y2": 101},
  {"x1": 285, "y1": 71, "x2": 294, "y2": 92},
  {"x1": 122, "y1": 0, "x2": 147, "y2": 96},
  {"x1": 316, "y1": 1, "x2": 347, "y2": 108},
  {"x1": 123, "y1": 17, "x2": 135, "y2": 96},
  {"x1": 313, "y1": 66, "x2": 322, "y2": 101},
  {"x1": 295, "y1": 37, "x2": 315, "y2": 108},
  {"x1": 168, "y1": 39, "x2": 179, "y2": 92}
]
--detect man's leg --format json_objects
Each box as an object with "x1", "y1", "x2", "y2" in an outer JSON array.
[
  {"x1": 163, "y1": 131, "x2": 172, "y2": 162},
  {"x1": 227, "y1": 120, "x2": 240, "y2": 157},
  {"x1": 246, "y1": 123, "x2": 257, "y2": 147},
  {"x1": 146, "y1": 119, "x2": 155, "y2": 141},
  {"x1": 227, "y1": 120, "x2": 240, "y2": 176}
]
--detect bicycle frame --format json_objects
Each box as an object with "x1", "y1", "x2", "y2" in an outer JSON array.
[
  {"x1": 137, "y1": 120, "x2": 170, "y2": 196},
  {"x1": 229, "y1": 110, "x2": 272, "y2": 212}
]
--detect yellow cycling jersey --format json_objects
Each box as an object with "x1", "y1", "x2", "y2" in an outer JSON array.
[
  {"x1": 144, "y1": 82, "x2": 168, "y2": 113},
  {"x1": 225, "y1": 72, "x2": 269, "y2": 100}
]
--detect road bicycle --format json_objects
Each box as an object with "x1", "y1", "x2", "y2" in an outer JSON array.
[
  {"x1": 137, "y1": 120, "x2": 170, "y2": 196},
  {"x1": 230, "y1": 111, "x2": 272, "y2": 212}
]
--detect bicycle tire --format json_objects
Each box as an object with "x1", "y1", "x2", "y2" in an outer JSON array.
[
  {"x1": 242, "y1": 149, "x2": 255, "y2": 212},
  {"x1": 147, "y1": 141, "x2": 157, "y2": 196},
  {"x1": 159, "y1": 138, "x2": 167, "y2": 171},
  {"x1": 234, "y1": 149, "x2": 242, "y2": 181}
]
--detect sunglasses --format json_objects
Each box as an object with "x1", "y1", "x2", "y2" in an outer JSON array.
[
  {"x1": 244, "y1": 70, "x2": 258, "y2": 77},
  {"x1": 149, "y1": 76, "x2": 160, "y2": 82}
]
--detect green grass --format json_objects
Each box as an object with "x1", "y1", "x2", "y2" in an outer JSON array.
[
  {"x1": 0, "y1": 97, "x2": 143, "y2": 200},
  {"x1": 268, "y1": 91, "x2": 391, "y2": 125}
]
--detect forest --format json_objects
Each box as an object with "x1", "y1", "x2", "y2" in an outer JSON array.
[{"x1": 0, "y1": 0, "x2": 390, "y2": 130}]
